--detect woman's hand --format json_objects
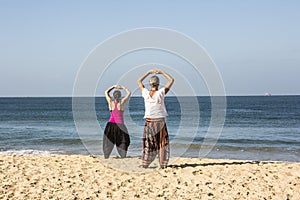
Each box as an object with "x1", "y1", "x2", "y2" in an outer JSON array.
[
  {"x1": 148, "y1": 69, "x2": 162, "y2": 74},
  {"x1": 115, "y1": 85, "x2": 123, "y2": 89},
  {"x1": 147, "y1": 69, "x2": 155, "y2": 74},
  {"x1": 155, "y1": 69, "x2": 163, "y2": 74},
  {"x1": 151, "y1": 69, "x2": 163, "y2": 74}
]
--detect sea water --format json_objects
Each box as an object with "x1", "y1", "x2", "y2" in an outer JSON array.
[{"x1": 0, "y1": 96, "x2": 299, "y2": 162}]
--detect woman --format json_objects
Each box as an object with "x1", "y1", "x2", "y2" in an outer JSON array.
[
  {"x1": 137, "y1": 69, "x2": 174, "y2": 168},
  {"x1": 103, "y1": 85, "x2": 131, "y2": 159}
]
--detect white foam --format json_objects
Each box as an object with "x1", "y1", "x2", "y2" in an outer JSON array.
[{"x1": 0, "y1": 149, "x2": 61, "y2": 156}]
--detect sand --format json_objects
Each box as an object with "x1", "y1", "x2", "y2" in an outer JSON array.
[{"x1": 0, "y1": 155, "x2": 299, "y2": 200}]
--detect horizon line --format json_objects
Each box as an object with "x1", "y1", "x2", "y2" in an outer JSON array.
[{"x1": 0, "y1": 94, "x2": 299, "y2": 98}]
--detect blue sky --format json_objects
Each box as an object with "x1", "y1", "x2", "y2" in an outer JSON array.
[{"x1": 0, "y1": 0, "x2": 299, "y2": 96}]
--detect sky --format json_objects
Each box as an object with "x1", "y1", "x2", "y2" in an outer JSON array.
[{"x1": 0, "y1": 0, "x2": 299, "y2": 96}]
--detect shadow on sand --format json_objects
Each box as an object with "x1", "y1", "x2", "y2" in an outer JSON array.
[{"x1": 167, "y1": 160, "x2": 274, "y2": 169}]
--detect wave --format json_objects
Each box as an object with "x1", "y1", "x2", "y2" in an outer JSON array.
[
  {"x1": 0, "y1": 149, "x2": 62, "y2": 156},
  {"x1": 170, "y1": 143, "x2": 300, "y2": 153},
  {"x1": 171, "y1": 136, "x2": 300, "y2": 146}
]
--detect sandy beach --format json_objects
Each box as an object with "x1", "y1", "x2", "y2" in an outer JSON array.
[{"x1": 0, "y1": 155, "x2": 299, "y2": 200}]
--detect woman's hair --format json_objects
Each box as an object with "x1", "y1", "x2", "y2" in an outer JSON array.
[
  {"x1": 149, "y1": 75, "x2": 160, "y2": 87},
  {"x1": 113, "y1": 90, "x2": 121, "y2": 101}
]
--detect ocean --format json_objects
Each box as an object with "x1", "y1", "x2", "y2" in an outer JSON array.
[{"x1": 0, "y1": 96, "x2": 299, "y2": 162}]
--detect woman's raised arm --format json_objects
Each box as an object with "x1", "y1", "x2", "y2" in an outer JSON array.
[
  {"x1": 105, "y1": 85, "x2": 116, "y2": 103},
  {"x1": 156, "y1": 69, "x2": 174, "y2": 94},
  {"x1": 118, "y1": 85, "x2": 131, "y2": 106},
  {"x1": 137, "y1": 70, "x2": 155, "y2": 92}
]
